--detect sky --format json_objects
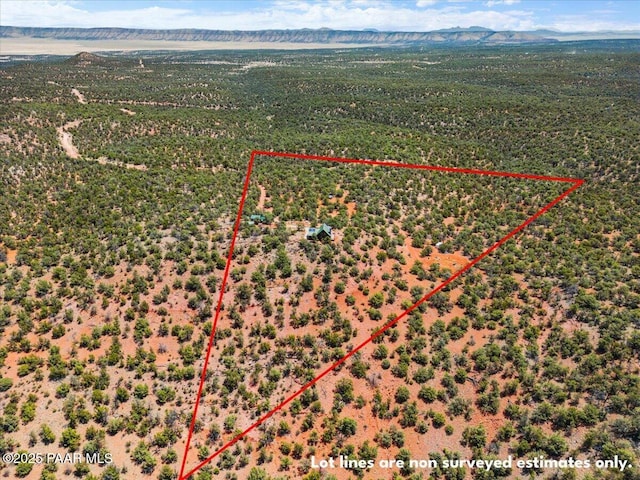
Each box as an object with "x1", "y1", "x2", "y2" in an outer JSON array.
[{"x1": 1, "y1": 0, "x2": 638, "y2": 32}]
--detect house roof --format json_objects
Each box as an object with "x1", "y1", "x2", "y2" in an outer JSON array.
[
  {"x1": 305, "y1": 223, "x2": 333, "y2": 240},
  {"x1": 318, "y1": 223, "x2": 332, "y2": 234}
]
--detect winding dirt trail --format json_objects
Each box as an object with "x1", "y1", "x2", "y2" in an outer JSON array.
[
  {"x1": 56, "y1": 119, "x2": 147, "y2": 170},
  {"x1": 257, "y1": 184, "x2": 267, "y2": 210},
  {"x1": 71, "y1": 88, "x2": 86, "y2": 104},
  {"x1": 57, "y1": 120, "x2": 82, "y2": 158}
]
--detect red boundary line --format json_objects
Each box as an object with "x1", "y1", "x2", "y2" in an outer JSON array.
[{"x1": 179, "y1": 150, "x2": 583, "y2": 479}]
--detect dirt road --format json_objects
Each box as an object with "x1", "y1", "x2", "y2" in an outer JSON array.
[
  {"x1": 71, "y1": 88, "x2": 86, "y2": 104},
  {"x1": 57, "y1": 120, "x2": 82, "y2": 158}
]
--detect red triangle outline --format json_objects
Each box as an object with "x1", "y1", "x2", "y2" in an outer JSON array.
[{"x1": 179, "y1": 150, "x2": 583, "y2": 479}]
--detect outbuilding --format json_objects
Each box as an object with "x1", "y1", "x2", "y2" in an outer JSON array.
[
  {"x1": 249, "y1": 214, "x2": 268, "y2": 224},
  {"x1": 305, "y1": 223, "x2": 334, "y2": 241}
]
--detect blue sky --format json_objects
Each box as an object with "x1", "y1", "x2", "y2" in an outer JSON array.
[{"x1": 1, "y1": 1, "x2": 638, "y2": 32}]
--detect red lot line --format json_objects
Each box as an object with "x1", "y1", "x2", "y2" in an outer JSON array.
[{"x1": 179, "y1": 150, "x2": 583, "y2": 479}]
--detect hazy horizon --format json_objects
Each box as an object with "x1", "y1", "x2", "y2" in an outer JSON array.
[{"x1": 1, "y1": 1, "x2": 639, "y2": 33}]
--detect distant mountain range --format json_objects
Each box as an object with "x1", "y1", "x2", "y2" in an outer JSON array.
[{"x1": 0, "y1": 26, "x2": 557, "y2": 45}]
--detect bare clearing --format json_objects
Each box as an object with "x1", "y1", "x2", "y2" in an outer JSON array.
[
  {"x1": 56, "y1": 120, "x2": 82, "y2": 159},
  {"x1": 240, "y1": 61, "x2": 280, "y2": 70},
  {"x1": 257, "y1": 184, "x2": 267, "y2": 210},
  {"x1": 96, "y1": 156, "x2": 148, "y2": 171},
  {"x1": 71, "y1": 87, "x2": 86, "y2": 104}
]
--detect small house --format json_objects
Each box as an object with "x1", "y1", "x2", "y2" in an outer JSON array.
[
  {"x1": 249, "y1": 214, "x2": 268, "y2": 225},
  {"x1": 306, "y1": 223, "x2": 334, "y2": 241}
]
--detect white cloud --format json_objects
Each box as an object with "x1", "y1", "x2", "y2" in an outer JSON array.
[
  {"x1": 416, "y1": 0, "x2": 439, "y2": 7},
  {"x1": 0, "y1": 1, "x2": 193, "y2": 29},
  {"x1": 0, "y1": 0, "x2": 637, "y2": 32},
  {"x1": 485, "y1": 0, "x2": 520, "y2": 7},
  {"x1": 539, "y1": 14, "x2": 640, "y2": 32},
  {"x1": 350, "y1": 0, "x2": 390, "y2": 6},
  {"x1": 0, "y1": 0, "x2": 528, "y2": 30}
]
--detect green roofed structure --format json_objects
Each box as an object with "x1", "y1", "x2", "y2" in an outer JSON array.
[
  {"x1": 248, "y1": 213, "x2": 268, "y2": 225},
  {"x1": 305, "y1": 223, "x2": 334, "y2": 241}
]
